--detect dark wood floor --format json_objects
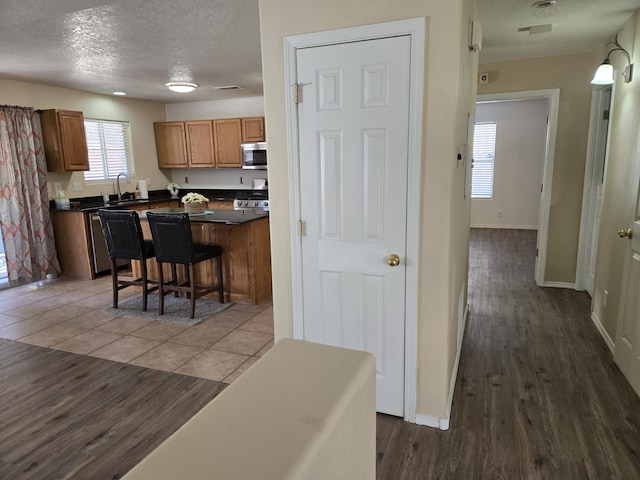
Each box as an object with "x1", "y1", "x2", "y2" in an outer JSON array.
[
  {"x1": 0, "y1": 339, "x2": 225, "y2": 479},
  {"x1": 376, "y1": 228, "x2": 640, "y2": 479},
  {"x1": 2, "y1": 228, "x2": 640, "y2": 479}
]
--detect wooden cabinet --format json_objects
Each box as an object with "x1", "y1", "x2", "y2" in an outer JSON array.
[
  {"x1": 40, "y1": 109, "x2": 90, "y2": 172},
  {"x1": 186, "y1": 121, "x2": 215, "y2": 167},
  {"x1": 241, "y1": 117, "x2": 265, "y2": 142},
  {"x1": 154, "y1": 122, "x2": 188, "y2": 168},
  {"x1": 133, "y1": 217, "x2": 272, "y2": 305},
  {"x1": 51, "y1": 211, "x2": 94, "y2": 279},
  {"x1": 154, "y1": 116, "x2": 264, "y2": 169},
  {"x1": 206, "y1": 200, "x2": 234, "y2": 210},
  {"x1": 213, "y1": 118, "x2": 243, "y2": 168}
]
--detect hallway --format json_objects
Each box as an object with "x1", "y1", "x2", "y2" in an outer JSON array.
[{"x1": 376, "y1": 228, "x2": 640, "y2": 479}]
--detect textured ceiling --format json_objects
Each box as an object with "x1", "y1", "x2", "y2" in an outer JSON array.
[
  {"x1": 0, "y1": 0, "x2": 263, "y2": 103},
  {"x1": 478, "y1": 0, "x2": 640, "y2": 63},
  {"x1": 0, "y1": 0, "x2": 638, "y2": 103}
]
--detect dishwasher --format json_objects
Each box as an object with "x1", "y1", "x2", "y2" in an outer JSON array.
[{"x1": 90, "y1": 213, "x2": 129, "y2": 275}]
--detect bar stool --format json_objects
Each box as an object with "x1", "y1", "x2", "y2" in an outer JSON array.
[
  {"x1": 98, "y1": 209, "x2": 158, "y2": 311},
  {"x1": 146, "y1": 211, "x2": 225, "y2": 319}
]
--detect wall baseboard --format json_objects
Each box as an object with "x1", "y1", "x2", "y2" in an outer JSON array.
[
  {"x1": 470, "y1": 224, "x2": 538, "y2": 230},
  {"x1": 415, "y1": 303, "x2": 470, "y2": 431},
  {"x1": 542, "y1": 281, "x2": 577, "y2": 290},
  {"x1": 591, "y1": 311, "x2": 615, "y2": 354}
]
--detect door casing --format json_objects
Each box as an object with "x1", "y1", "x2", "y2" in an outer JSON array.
[{"x1": 283, "y1": 18, "x2": 425, "y2": 422}]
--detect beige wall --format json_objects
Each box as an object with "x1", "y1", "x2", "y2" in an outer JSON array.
[
  {"x1": 0, "y1": 78, "x2": 169, "y2": 199},
  {"x1": 477, "y1": 54, "x2": 594, "y2": 284},
  {"x1": 259, "y1": 0, "x2": 477, "y2": 419},
  {"x1": 592, "y1": 13, "x2": 640, "y2": 339}
]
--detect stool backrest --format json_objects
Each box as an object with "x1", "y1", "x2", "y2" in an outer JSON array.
[
  {"x1": 98, "y1": 209, "x2": 147, "y2": 260},
  {"x1": 146, "y1": 212, "x2": 194, "y2": 264}
]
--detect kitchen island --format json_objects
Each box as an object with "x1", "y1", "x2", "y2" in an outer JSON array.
[{"x1": 132, "y1": 207, "x2": 272, "y2": 305}]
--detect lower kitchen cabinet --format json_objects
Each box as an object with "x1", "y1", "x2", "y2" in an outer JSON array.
[
  {"x1": 51, "y1": 210, "x2": 94, "y2": 279},
  {"x1": 132, "y1": 217, "x2": 272, "y2": 305}
]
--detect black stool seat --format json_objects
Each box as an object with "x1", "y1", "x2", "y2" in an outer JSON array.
[
  {"x1": 146, "y1": 212, "x2": 225, "y2": 319},
  {"x1": 98, "y1": 209, "x2": 158, "y2": 311}
]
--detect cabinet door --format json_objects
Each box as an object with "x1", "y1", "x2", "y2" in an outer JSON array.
[
  {"x1": 241, "y1": 117, "x2": 265, "y2": 142},
  {"x1": 186, "y1": 121, "x2": 215, "y2": 167},
  {"x1": 155, "y1": 122, "x2": 188, "y2": 168},
  {"x1": 58, "y1": 111, "x2": 90, "y2": 171},
  {"x1": 213, "y1": 119, "x2": 243, "y2": 168}
]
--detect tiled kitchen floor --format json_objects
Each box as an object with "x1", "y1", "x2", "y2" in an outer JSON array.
[{"x1": 0, "y1": 275, "x2": 273, "y2": 384}]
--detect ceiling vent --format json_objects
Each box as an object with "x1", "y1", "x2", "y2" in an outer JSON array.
[
  {"x1": 214, "y1": 85, "x2": 243, "y2": 90},
  {"x1": 518, "y1": 24, "x2": 553, "y2": 35},
  {"x1": 532, "y1": 0, "x2": 556, "y2": 7}
]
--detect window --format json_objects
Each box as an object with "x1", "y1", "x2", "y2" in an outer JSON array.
[
  {"x1": 472, "y1": 122, "x2": 497, "y2": 199},
  {"x1": 83, "y1": 119, "x2": 134, "y2": 181}
]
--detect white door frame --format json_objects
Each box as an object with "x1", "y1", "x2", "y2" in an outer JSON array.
[
  {"x1": 576, "y1": 86, "x2": 613, "y2": 293},
  {"x1": 477, "y1": 89, "x2": 560, "y2": 287},
  {"x1": 283, "y1": 17, "x2": 425, "y2": 422}
]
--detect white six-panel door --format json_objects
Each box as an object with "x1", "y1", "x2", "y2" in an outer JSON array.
[
  {"x1": 296, "y1": 35, "x2": 411, "y2": 416},
  {"x1": 614, "y1": 138, "x2": 640, "y2": 395}
]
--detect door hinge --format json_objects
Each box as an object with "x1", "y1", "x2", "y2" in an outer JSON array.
[
  {"x1": 540, "y1": 184, "x2": 543, "y2": 193},
  {"x1": 298, "y1": 219, "x2": 306, "y2": 236},
  {"x1": 603, "y1": 109, "x2": 610, "y2": 120},
  {"x1": 536, "y1": 248, "x2": 539, "y2": 257},
  {"x1": 293, "y1": 83, "x2": 302, "y2": 104}
]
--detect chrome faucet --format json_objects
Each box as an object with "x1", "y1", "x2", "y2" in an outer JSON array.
[{"x1": 116, "y1": 172, "x2": 129, "y2": 201}]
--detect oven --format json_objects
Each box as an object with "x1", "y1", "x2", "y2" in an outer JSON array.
[{"x1": 233, "y1": 190, "x2": 269, "y2": 211}]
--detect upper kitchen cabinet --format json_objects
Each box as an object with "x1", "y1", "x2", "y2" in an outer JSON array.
[
  {"x1": 154, "y1": 122, "x2": 188, "y2": 168},
  {"x1": 241, "y1": 117, "x2": 265, "y2": 143},
  {"x1": 40, "y1": 109, "x2": 90, "y2": 172},
  {"x1": 186, "y1": 121, "x2": 215, "y2": 168},
  {"x1": 213, "y1": 118, "x2": 243, "y2": 168}
]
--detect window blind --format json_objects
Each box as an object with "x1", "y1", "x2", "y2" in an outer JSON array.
[
  {"x1": 83, "y1": 119, "x2": 134, "y2": 181},
  {"x1": 472, "y1": 122, "x2": 497, "y2": 199}
]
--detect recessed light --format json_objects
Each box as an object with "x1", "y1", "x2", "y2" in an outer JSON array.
[
  {"x1": 165, "y1": 82, "x2": 198, "y2": 93},
  {"x1": 532, "y1": 0, "x2": 556, "y2": 7},
  {"x1": 113, "y1": 91, "x2": 127, "y2": 96}
]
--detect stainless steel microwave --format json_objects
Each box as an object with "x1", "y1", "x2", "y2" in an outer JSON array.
[{"x1": 241, "y1": 142, "x2": 267, "y2": 170}]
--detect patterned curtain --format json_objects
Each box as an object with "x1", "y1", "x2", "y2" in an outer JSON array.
[{"x1": 0, "y1": 106, "x2": 60, "y2": 284}]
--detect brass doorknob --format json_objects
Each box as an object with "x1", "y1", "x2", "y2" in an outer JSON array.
[
  {"x1": 618, "y1": 228, "x2": 633, "y2": 239},
  {"x1": 387, "y1": 254, "x2": 401, "y2": 267}
]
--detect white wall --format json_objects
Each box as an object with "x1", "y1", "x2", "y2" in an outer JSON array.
[
  {"x1": 471, "y1": 99, "x2": 548, "y2": 229},
  {"x1": 164, "y1": 97, "x2": 267, "y2": 189}
]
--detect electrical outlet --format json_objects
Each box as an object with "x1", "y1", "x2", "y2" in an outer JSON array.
[
  {"x1": 146, "y1": 177, "x2": 151, "y2": 187},
  {"x1": 603, "y1": 289, "x2": 609, "y2": 307},
  {"x1": 53, "y1": 182, "x2": 61, "y2": 193},
  {"x1": 73, "y1": 182, "x2": 82, "y2": 192},
  {"x1": 185, "y1": 176, "x2": 189, "y2": 184},
  {"x1": 240, "y1": 176, "x2": 244, "y2": 184},
  {"x1": 497, "y1": 210, "x2": 503, "y2": 218}
]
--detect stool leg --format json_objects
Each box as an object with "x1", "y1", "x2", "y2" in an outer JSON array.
[
  {"x1": 216, "y1": 255, "x2": 224, "y2": 303},
  {"x1": 171, "y1": 263, "x2": 179, "y2": 298},
  {"x1": 158, "y1": 261, "x2": 165, "y2": 315},
  {"x1": 111, "y1": 259, "x2": 118, "y2": 308},
  {"x1": 188, "y1": 264, "x2": 196, "y2": 319},
  {"x1": 141, "y1": 258, "x2": 148, "y2": 312}
]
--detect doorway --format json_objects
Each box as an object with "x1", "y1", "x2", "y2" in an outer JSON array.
[
  {"x1": 284, "y1": 18, "x2": 425, "y2": 420},
  {"x1": 476, "y1": 89, "x2": 560, "y2": 287}
]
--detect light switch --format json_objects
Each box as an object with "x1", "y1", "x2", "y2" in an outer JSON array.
[{"x1": 73, "y1": 182, "x2": 82, "y2": 191}]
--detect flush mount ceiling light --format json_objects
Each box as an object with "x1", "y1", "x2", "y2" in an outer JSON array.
[
  {"x1": 532, "y1": 0, "x2": 556, "y2": 7},
  {"x1": 165, "y1": 82, "x2": 198, "y2": 93},
  {"x1": 113, "y1": 91, "x2": 127, "y2": 96},
  {"x1": 591, "y1": 31, "x2": 634, "y2": 85}
]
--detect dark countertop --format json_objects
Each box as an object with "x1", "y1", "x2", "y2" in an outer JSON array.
[
  {"x1": 138, "y1": 207, "x2": 269, "y2": 225},
  {"x1": 51, "y1": 188, "x2": 263, "y2": 214}
]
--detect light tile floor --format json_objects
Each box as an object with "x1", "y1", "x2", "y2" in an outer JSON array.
[{"x1": 0, "y1": 276, "x2": 274, "y2": 384}]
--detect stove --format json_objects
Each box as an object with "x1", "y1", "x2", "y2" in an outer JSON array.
[{"x1": 233, "y1": 191, "x2": 269, "y2": 211}]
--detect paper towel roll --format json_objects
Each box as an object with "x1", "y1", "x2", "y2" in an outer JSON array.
[{"x1": 138, "y1": 179, "x2": 149, "y2": 199}]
